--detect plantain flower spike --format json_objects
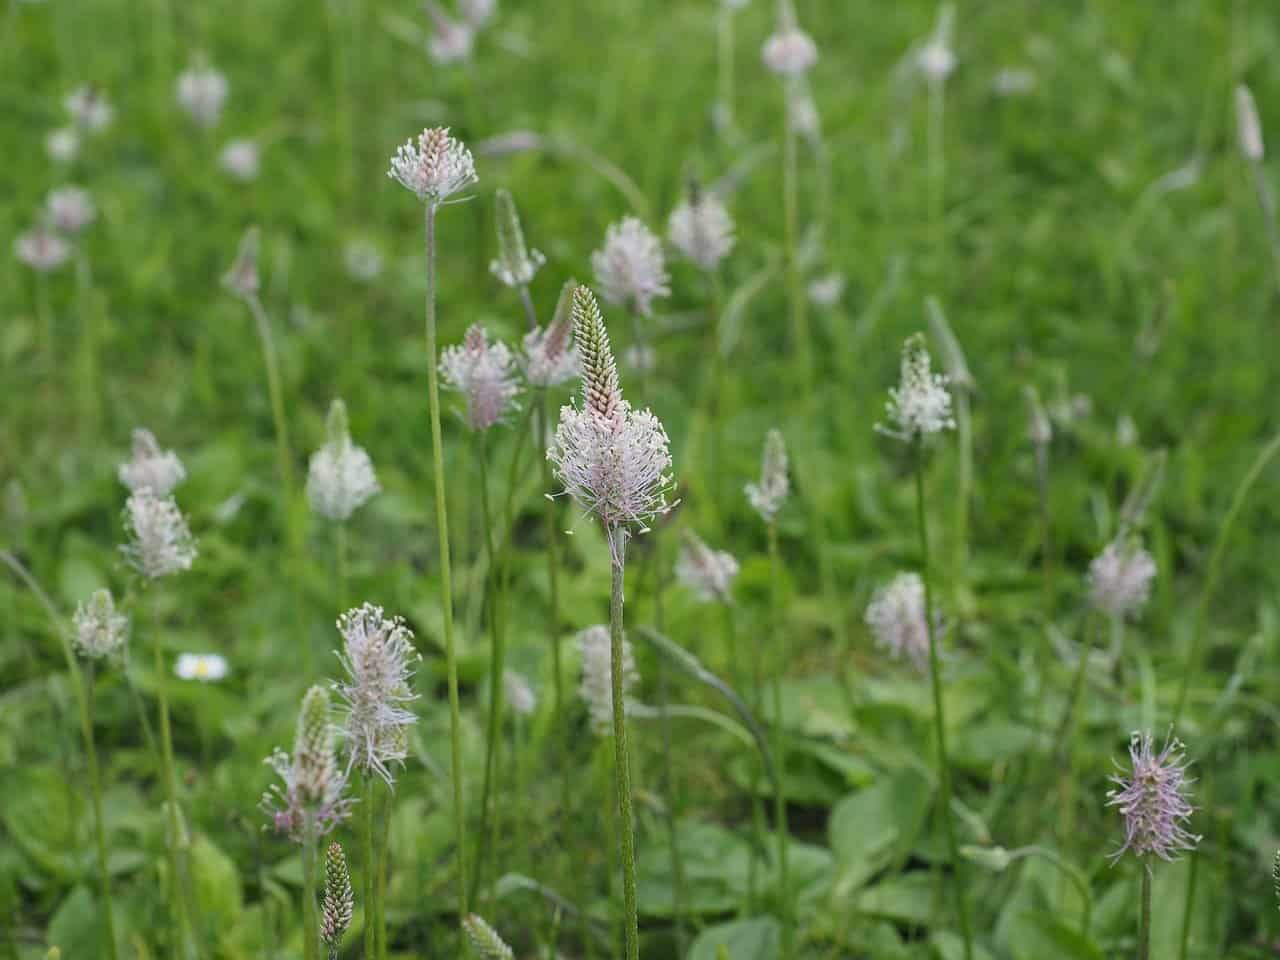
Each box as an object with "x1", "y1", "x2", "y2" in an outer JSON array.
[
  {"x1": 306, "y1": 398, "x2": 381, "y2": 522},
  {"x1": 321, "y1": 841, "x2": 354, "y2": 958},
  {"x1": 490, "y1": 187, "x2": 545, "y2": 288},
  {"x1": 388, "y1": 126, "x2": 477, "y2": 205},
  {"x1": 745, "y1": 428, "x2": 789, "y2": 524},
  {"x1": 261, "y1": 685, "x2": 352, "y2": 840},
  {"x1": 462, "y1": 913, "x2": 515, "y2": 960}
]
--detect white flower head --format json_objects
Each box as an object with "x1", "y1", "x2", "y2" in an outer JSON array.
[
  {"x1": 176, "y1": 62, "x2": 229, "y2": 128},
  {"x1": 426, "y1": 4, "x2": 476, "y2": 65},
  {"x1": 219, "y1": 139, "x2": 261, "y2": 181},
  {"x1": 865, "y1": 572, "x2": 932, "y2": 672},
  {"x1": 490, "y1": 188, "x2": 545, "y2": 288},
  {"x1": 46, "y1": 187, "x2": 96, "y2": 235},
  {"x1": 762, "y1": 1, "x2": 817, "y2": 77},
  {"x1": 307, "y1": 399, "x2": 381, "y2": 522},
  {"x1": 343, "y1": 239, "x2": 384, "y2": 282},
  {"x1": 877, "y1": 333, "x2": 954, "y2": 441},
  {"x1": 675, "y1": 530, "x2": 739, "y2": 604},
  {"x1": 576, "y1": 625, "x2": 638, "y2": 735},
  {"x1": 590, "y1": 217, "x2": 671, "y2": 318},
  {"x1": 807, "y1": 272, "x2": 845, "y2": 308},
  {"x1": 745, "y1": 428, "x2": 789, "y2": 524},
  {"x1": 1087, "y1": 537, "x2": 1156, "y2": 620},
  {"x1": 175, "y1": 652, "x2": 229, "y2": 682},
  {"x1": 521, "y1": 301, "x2": 580, "y2": 388},
  {"x1": 333, "y1": 603, "x2": 421, "y2": 786},
  {"x1": 64, "y1": 86, "x2": 113, "y2": 132},
  {"x1": 917, "y1": 4, "x2": 956, "y2": 82},
  {"x1": 1236, "y1": 84, "x2": 1265, "y2": 162},
  {"x1": 14, "y1": 224, "x2": 70, "y2": 272},
  {"x1": 46, "y1": 127, "x2": 80, "y2": 163},
  {"x1": 118, "y1": 428, "x2": 186, "y2": 496},
  {"x1": 547, "y1": 287, "x2": 675, "y2": 563},
  {"x1": 459, "y1": 0, "x2": 497, "y2": 29},
  {"x1": 72, "y1": 588, "x2": 129, "y2": 660},
  {"x1": 388, "y1": 127, "x2": 477, "y2": 204},
  {"x1": 668, "y1": 192, "x2": 736, "y2": 272},
  {"x1": 120, "y1": 490, "x2": 198, "y2": 579},
  {"x1": 503, "y1": 669, "x2": 537, "y2": 717},
  {"x1": 440, "y1": 324, "x2": 522, "y2": 431}
]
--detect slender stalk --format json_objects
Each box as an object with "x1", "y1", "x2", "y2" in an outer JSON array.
[
  {"x1": 336, "y1": 522, "x2": 348, "y2": 610},
  {"x1": 377, "y1": 783, "x2": 392, "y2": 960},
  {"x1": 74, "y1": 250, "x2": 100, "y2": 433},
  {"x1": 766, "y1": 523, "x2": 792, "y2": 960},
  {"x1": 1248, "y1": 161, "x2": 1280, "y2": 297},
  {"x1": 518, "y1": 285, "x2": 538, "y2": 331},
  {"x1": 363, "y1": 775, "x2": 375, "y2": 959},
  {"x1": 35, "y1": 274, "x2": 53, "y2": 392},
  {"x1": 1034, "y1": 439, "x2": 1053, "y2": 614},
  {"x1": 652, "y1": 539, "x2": 687, "y2": 955},
  {"x1": 927, "y1": 74, "x2": 947, "y2": 278},
  {"x1": 245, "y1": 293, "x2": 295, "y2": 502},
  {"x1": 423, "y1": 202, "x2": 468, "y2": 915},
  {"x1": 708, "y1": 269, "x2": 725, "y2": 519},
  {"x1": 1054, "y1": 614, "x2": 1099, "y2": 762},
  {"x1": 301, "y1": 815, "x2": 319, "y2": 960},
  {"x1": 781, "y1": 86, "x2": 812, "y2": 407},
  {"x1": 953, "y1": 387, "x2": 972, "y2": 592},
  {"x1": 84, "y1": 664, "x2": 120, "y2": 960},
  {"x1": 608, "y1": 532, "x2": 640, "y2": 960},
  {"x1": 540, "y1": 392, "x2": 569, "y2": 829},
  {"x1": 717, "y1": 3, "x2": 734, "y2": 132},
  {"x1": 914, "y1": 452, "x2": 972, "y2": 960},
  {"x1": 1139, "y1": 864, "x2": 1152, "y2": 960}
]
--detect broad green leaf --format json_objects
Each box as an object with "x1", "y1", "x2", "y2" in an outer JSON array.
[{"x1": 688, "y1": 916, "x2": 780, "y2": 960}]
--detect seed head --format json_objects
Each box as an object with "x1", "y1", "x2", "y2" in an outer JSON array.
[
  {"x1": 876, "y1": 333, "x2": 954, "y2": 441},
  {"x1": 222, "y1": 226, "x2": 260, "y2": 300},
  {"x1": 440, "y1": 324, "x2": 522, "y2": 430},
  {"x1": 1087, "y1": 537, "x2": 1156, "y2": 620},
  {"x1": 388, "y1": 127, "x2": 477, "y2": 204},
  {"x1": 504, "y1": 669, "x2": 537, "y2": 717},
  {"x1": 321, "y1": 842, "x2": 354, "y2": 953},
  {"x1": 14, "y1": 224, "x2": 70, "y2": 273},
  {"x1": 491, "y1": 188, "x2": 545, "y2": 288},
  {"x1": 865, "y1": 572, "x2": 932, "y2": 672},
  {"x1": 745, "y1": 429, "x2": 789, "y2": 524},
  {"x1": 219, "y1": 139, "x2": 261, "y2": 181},
  {"x1": 72, "y1": 588, "x2": 129, "y2": 660},
  {"x1": 590, "y1": 217, "x2": 671, "y2": 317},
  {"x1": 306, "y1": 399, "x2": 381, "y2": 522},
  {"x1": 46, "y1": 186, "x2": 96, "y2": 235},
  {"x1": 64, "y1": 86, "x2": 113, "y2": 132},
  {"x1": 547, "y1": 287, "x2": 675, "y2": 561},
  {"x1": 176, "y1": 62, "x2": 229, "y2": 128},
  {"x1": 1106, "y1": 730, "x2": 1200, "y2": 863},
  {"x1": 668, "y1": 192, "x2": 735, "y2": 272},
  {"x1": 261, "y1": 685, "x2": 352, "y2": 841},
  {"x1": 1236, "y1": 84, "x2": 1265, "y2": 161},
  {"x1": 119, "y1": 428, "x2": 186, "y2": 496},
  {"x1": 675, "y1": 530, "x2": 739, "y2": 604},
  {"x1": 333, "y1": 603, "x2": 421, "y2": 786},
  {"x1": 462, "y1": 914, "x2": 515, "y2": 960},
  {"x1": 120, "y1": 490, "x2": 197, "y2": 579},
  {"x1": 762, "y1": 0, "x2": 817, "y2": 77},
  {"x1": 577, "y1": 625, "x2": 639, "y2": 735}
]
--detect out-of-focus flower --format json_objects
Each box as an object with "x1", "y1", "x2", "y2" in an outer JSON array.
[
  {"x1": 321, "y1": 842, "x2": 354, "y2": 953},
  {"x1": 388, "y1": 127, "x2": 477, "y2": 204},
  {"x1": 459, "y1": 0, "x2": 497, "y2": 28},
  {"x1": 865, "y1": 572, "x2": 931, "y2": 671},
  {"x1": 992, "y1": 67, "x2": 1036, "y2": 97},
  {"x1": 333, "y1": 603, "x2": 421, "y2": 785},
  {"x1": 14, "y1": 225, "x2": 70, "y2": 272},
  {"x1": 426, "y1": 3, "x2": 475, "y2": 64},
  {"x1": 675, "y1": 530, "x2": 738, "y2": 604},
  {"x1": 745, "y1": 428, "x2": 789, "y2": 524},
  {"x1": 46, "y1": 127, "x2": 80, "y2": 163},
  {"x1": 668, "y1": 192, "x2": 735, "y2": 272},
  {"x1": 72, "y1": 589, "x2": 128, "y2": 660},
  {"x1": 219, "y1": 139, "x2": 261, "y2": 181},
  {"x1": 118, "y1": 428, "x2": 186, "y2": 496},
  {"x1": 306, "y1": 399, "x2": 380, "y2": 522},
  {"x1": 490, "y1": 188, "x2": 545, "y2": 288},
  {"x1": 176, "y1": 62, "x2": 229, "y2": 128},
  {"x1": 1087, "y1": 537, "x2": 1156, "y2": 620},
  {"x1": 807, "y1": 272, "x2": 845, "y2": 308},
  {"x1": 577, "y1": 624, "x2": 638, "y2": 735},
  {"x1": 521, "y1": 290, "x2": 579, "y2": 387},
  {"x1": 591, "y1": 217, "x2": 670, "y2": 318},
  {"x1": 503, "y1": 670, "x2": 537, "y2": 717},
  {"x1": 876, "y1": 333, "x2": 954, "y2": 441},
  {"x1": 65, "y1": 86, "x2": 113, "y2": 132},
  {"x1": 788, "y1": 85, "x2": 821, "y2": 139},
  {"x1": 46, "y1": 187, "x2": 96, "y2": 234},
  {"x1": 120, "y1": 490, "x2": 197, "y2": 579},
  {"x1": 462, "y1": 914, "x2": 515, "y2": 960},
  {"x1": 175, "y1": 652, "x2": 228, "y2": 682},
  {"x1": 1023, "y1": 385, "x2": 1052, "y2": 449},
  {"x1": 915, "y1": 4, "x2": 956, "y2": 82},
  {"x1": 440, "y1": 324, "x2": 522, "y2": 430},
  {"x1": 261, "y1": 685, "x2": 352, "y2": 840},
  {"x1": 1236, "y1": 84, "x2": 1265, "y2": 162},
  {"x1": 343, "y1": 239, "x2": 384, "y2": 282},
  {"x1": 762, "y1": 0, "x2": 818, "y2": 77},
  {"x1": 222, "y1": 226, "x2": 260, "y2": 300},
  {"x1": 1106, "y1": 730, "x2": 1200, "y2": 863}
]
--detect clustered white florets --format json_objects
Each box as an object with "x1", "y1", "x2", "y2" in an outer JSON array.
[
  {"x1": 306, "y1": 400, "x2": 381, "y2": 522},
  {"x1": 590, "y1": 217, "x2": 671, "y2": 318},
  {"x1": 675, "y1": 531, "x2": 739, "y2": 604},
  {"x1": 118, "y1": 428, "x2": 187, "y2": 496},
  {"x1": 219, "y1": 139, "x2": 261, "y2": 181},
  {"x1": 72, "y1": 588, "x2": 129, "y2": 660},
  {"x1": 120, "y1": 490, "x2": 198, "y2": 579},
  {"x1": 440, "y1": 324, "x2": 522, "y2": 431},
  {"x1": 668, "y1": 193, "x2": 736, "y2": 272},
  {"x1": 865, "y1": 572, "x2": 932, "y2": 672},
  {"x1": 14, "y1": 225, "x2": 70, "y2": 272},
  {"x1": 261, "y1": 686, "x2": 352, "y2": 842},
  {"x1": 745, "y1": 428, "x2": 790, "y2": 524},
  {"x1": 333, "y1": 603, "x2": 421, "y2": 786},
  {"x1": 762, "y1": 25, "x2": 818, "y2": 77},
  {"x1": 521, "y1": 320, "x2": 580, "y2": 388},
  {"x1": 46, "y1": 186, "x2": 96, "y2": 234},
  {"x1": 176, "y1": 63, "x2": 230, "y2": 128},
  {"x1": 176, "y1": 653, "x2": 229, "y2": 682},
  {"x1": 877, "y1": 334, "x2": 954, "y2": 441},
  {"x1": 576, "y1": 625, "x2": 639, "y2": 735},
  {"x1": 388, "y1": 127, "x2": 478, "y2": 204},
  {"x1": 65, "y1": 86, "x2": 114, "y2": 132},
  {"x1": 1087, "y1": 538, "x2": 1156, "y2": 620}
]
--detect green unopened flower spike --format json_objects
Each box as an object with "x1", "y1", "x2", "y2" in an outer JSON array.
[
  {"x1": 490, "y1": 188, "x2": 545, "y2": 288},
  {"x1": 320, "y1": 841, "x2": 354, "y2": 959},
  {"x1": 462, "y1": 913, "x2": 515, "y2": 960}
]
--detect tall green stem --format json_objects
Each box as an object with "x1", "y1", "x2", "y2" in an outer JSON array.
[
  {"x1": 335, "y1": 522, "x2": 348, "y2": 611},
  {"x1": 540, "y1": 392, "x2": 568, "y2": 824},
  {"x1": 708, "y1": 270, "x2": 725, "y2": 520},
  {"x1": 362, "y1": 775, "x2": 375, "y2": 959},
  {"x1": 608, "y1": 532, "x2": 640, "y2": 960},
  {"x1": 301, "y1": 815, "x2": 319, "y2": 960},
  {"x1": 717, "y1": 4, "x2": 735, "y2": 132},
  {"x1": 953, "y1": 388, "x2": 972, "y2": 593},
  {"x1": 914, "y1": 453, "x2": 972, "y2": 960},
  {"x1": 1139, "y1": 864, "x2": 1151, "y2": 960},
  {"x1": 84, "y1": 665, "x2": 119, "y2": 960},
  {"x1": 377, "y1": 783, "x2": 392, "y2": 960},
  {"x1": 423, "y1": 202, "x2": 468, "y2": 916},
  {"x1": 766, "y1": 524, "x2": 792, "y2": 959},
  {"x1": 781, "y1": 87, "x2": 811, "y2": 407}
]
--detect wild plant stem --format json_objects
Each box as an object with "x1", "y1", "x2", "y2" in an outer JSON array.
[
  {"x1": 1139, "y1": 864, "x2": 1152, "y2": 960},
  {"x1": 423, "y1": 202, "x2": 468, "y2": 916},
  {"x1": 652, "y1": 537, "x2": 687, "y2": 955},
  {"x1": 74, "y1": 250, "x2": 99, "y2": 434},
  {"x1": 85, "y1": 663, "x2": 119, "y2": 960},
  {"x1": 336, "y1": 522, "x2": 348, "y2": 611},
  {"x1": 540, "y1": 393, "x2": 568, "y2": 823},
  {"x1": 914, "y1": 452, "x2": 972, "y2": 960},
  {"x1": 717, "y1": 4, "x2": 734, "y2": 131},
  {"x1": 766, "y1": 523, "x2": 793, "y2": 960},
  {"x1": 362, "y1": 775, "x2": 375, "y2": 959},
  {"x1": 1249, "y1": 161, "x2": 1280, "y2": 297},
  {"x1": 301, "y1": 814, "x2": 319, "y2": 960},
  {"x1": 953, "y1": 388, "x2": 972, "y2": 593},
  {"x1": 518, "y1": 284, "x2": 538, "y2": 331},
  {"x1": 377, "y1": 784, "x2": 391, "y2": 960},
  {"x1": 1034, "y1": 441, "x2": 1053, "y2": 615},
  {"x1": 781, "y1": 87, "x2": 812, "y2": 409},
  {"x1": 608, "y1": 533, "x2": 640, "y2": 960},
  {"x1": 324, "y1": 0, "x2": 353, "y2": 205},
  {"x1": 708, "y1": 269, "x2": 725, "y2": 520}
]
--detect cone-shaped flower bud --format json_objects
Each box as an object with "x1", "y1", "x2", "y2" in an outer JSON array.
[
  {"x1": 261, "y1": 685, "x2": 351, "y2": 840},
  {"x1": 462, "y1": 913, "x2": 515, "y2": 960},
  {"x1": 1236, "y1": 84, "x2": 1265, "y2": 161},
  {"x1": 306, "y1": 399, "x2": 381, "y2": 522},
  {"x1": 745, "y1": 428, "x2": 789, "y2": 524},
  {"x1": 321, "y1": 842, "x2": 354, "y2": 956},
  {"x1": 72, "y1": 588, "x2": 129, "y2": 660},
  {"x1": 490, "y1": 188, "x2": 545, "y2": 288},
  {"x1": 521, "y1": 283, "x2": 580, "y2": 387}
]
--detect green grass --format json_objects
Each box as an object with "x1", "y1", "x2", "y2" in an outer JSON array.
[{"x1": 3, "y1": 0, "x2": 1280, "y2": 957}]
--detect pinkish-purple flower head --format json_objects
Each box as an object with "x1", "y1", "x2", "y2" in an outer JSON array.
[
  {"x1": 440, "y1": 324, "x2": 522, "y2": 430},
  {"x1": 1106, "y1": 730, "x2": 1200, "y2": 863},
  {"x1": 260, "y1": 685, "x2": 351, "y2": 841}
]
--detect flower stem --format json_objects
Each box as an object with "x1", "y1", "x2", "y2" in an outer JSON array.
[
  {"x1": 781, "y1": 86, "x2": 812, "y2": 408},
  {"x1": 518, "y1": 284, "x2": 538, "y2": 331},
  {"x1": 708, "y1": 269, "x2": 725, "y2": 521},
  {"x1": 363, "y1": 775, "x2": 375, "y2": 959},
  {"x1": 717, "y1": 3, "x2": 734, "y2": 132},
  {"x1": 766, "y1": 523, "x2": 792, "y2": 960},
  {"x1": 85, "y1": 662, "x2": 120, "y2": 960},
  {"x1": 914, "y1": 452, "x2": 972, "y2": 960},
  {"x1": 540, "y1": 391, "x2": 569, "y2": 829},
  {"x1": 377, "y1": 783, "x2": 391, "y2": 960},
  {"x1": 1139, "y1": 864, "x2": 1152, "y2": 960},
  {"x1": 652, "y1": 536, "x2": 687, "y2": 955},
  {"x1": 423, "y1": 202, "x2": 468, "y2": 915},
  {"x1": 608, "y1": 533, "x2": 640, "y2": 960},
  {"x1": 301, "y1": 814, "x2": 319, "y2": 960},
  {"x1": 953, "y1": 386, "x2": 972, "y2": 594},
  {"x1": 336, "y1": 521, "x2": 348, "y2": 611}
]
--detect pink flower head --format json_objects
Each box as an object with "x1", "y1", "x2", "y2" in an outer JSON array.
[
  {"x1": 440, "y1": 324, "x2": 521, "y2": 430},
  {"x1": 388, "y1": 127, "x2": 477, "y2": 204},
  {"x1": 1106, "y1": 730, "x2": 1200, "y2": 863}
]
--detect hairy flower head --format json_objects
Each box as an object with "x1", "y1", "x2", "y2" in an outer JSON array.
[
  {"x1": 1106, "y1": 730, "x2": 1200, "y2": 863},
  {"x1": 72, "y1": 588, "x2": 128, "y2": 660},
  {"x1": 590, "y1": 217, "x2": 670, "y2": 317},
  {"x1": 306, "y1": 399, "x2": 381, "y2": 522},
  {"x1": 176, "y1": 62, "x2": 229, "y2": 128},
  {"x1": 491, "y1": 188, "x2": 545, "y2": 288},
  {"x1": 120, "y1": 490, "x2": 197, "y2": 579},
  {"x1": 675, "y1": 530, "x2": 739, "y2": 604},
  {"x1": 440, "y1": 324, "x2": 522, "y2": 430},
  {"x1": 65, "y1": 86, "x2": 114, "y2": 132},
  {"x1": 261, "y1": 685, "x2": 351, "y2": 841},
  {"x1": 865, "y1": 572, "x2": 931, "y2": 672},
  {"x1": 668, "y1": 191, "x2": 735, "y2": 272},
  {"x1": 15, "y1": 224, "x2": 70, "y2": 273},
  {"x1": 762, "y1": 0, "x2": 817, "y2": 76},
  {"x1": 877, "y1": 333, "x2": 954, "y2": 441},
  {"x1": 1087, "y1": 537, "x2": 1156, "y2": 620},
  {"x1": 388, "y1": 127, "x2": 477, "y2": 204},
  {"x1": 46, "y1": 186, "x2": 96, "y2": 234},
  {"x1": 118, "y1": 428, "x2": 186, "y2": 496},
  {"x1": 745, "y1": 428, "x2": 789, "y2": 524},
  {"x1": 577, "y1": 625, "x2": 639, "y2": 735},
  {"x1": 521, "y1": 287, "x2": 580, "y2": 388}
]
